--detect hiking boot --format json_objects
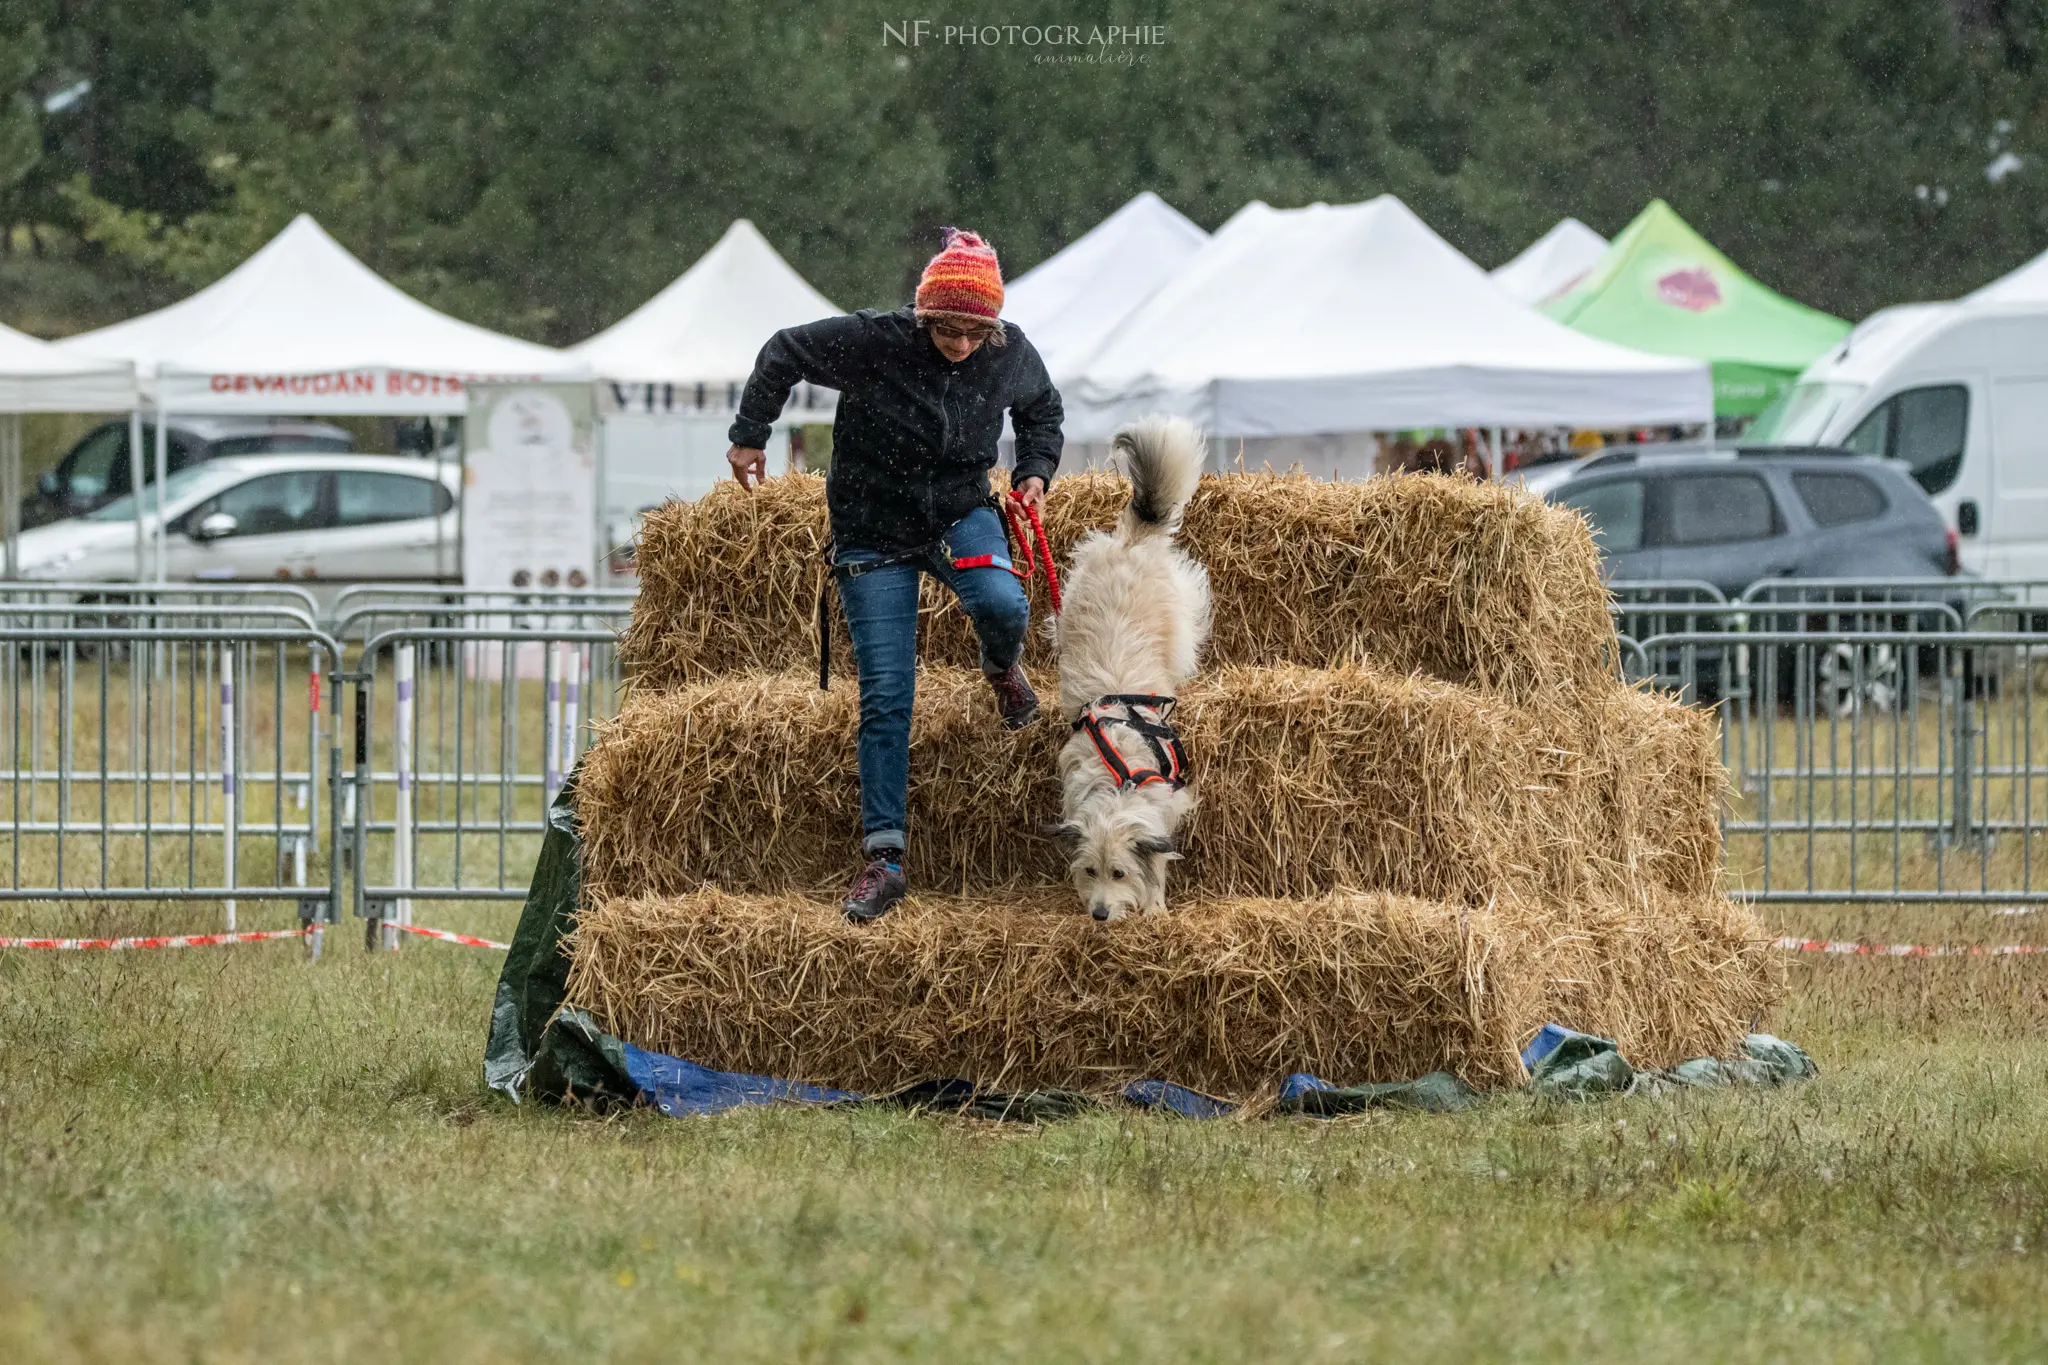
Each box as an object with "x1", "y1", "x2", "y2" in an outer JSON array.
[
  {"x1": 842, "y1": 855, "x2": 907, "y2": 924},
  {"x1": 986, "y1": 663, "x2": 1039, "y2": 729}
]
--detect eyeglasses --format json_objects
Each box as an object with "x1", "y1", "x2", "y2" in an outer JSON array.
[{"x1": 931, "y1": 321, "x2": 997, "y2": 344}]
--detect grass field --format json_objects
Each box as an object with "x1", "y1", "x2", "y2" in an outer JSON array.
[
  {"x1": 5, "y1": 900, "x2": 2048, "y2": 1363},
  {"x1": 7, "y1": 655, "x2": 2048, "y2": 1359}
]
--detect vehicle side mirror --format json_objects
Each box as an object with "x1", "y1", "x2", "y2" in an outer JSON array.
[
  {"x1": 190, "y1": 511, "x2": 238, "y2": 542},
  {"x1": 37, "y1": 471, "x2": 59, "y2": 497}
]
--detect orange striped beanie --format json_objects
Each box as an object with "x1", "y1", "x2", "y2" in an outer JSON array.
[{"x1": 914, "y1": 227, "x2": 1004, "y2": 328}]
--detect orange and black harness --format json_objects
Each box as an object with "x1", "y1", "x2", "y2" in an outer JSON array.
[{"x1": 1073, "y1": 694, "x2": 1189, "y2": 791}]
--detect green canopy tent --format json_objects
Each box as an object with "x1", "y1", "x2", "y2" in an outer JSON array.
[{"x1": 1541, "y1": 200, "x2": 1849, "y2": 418}]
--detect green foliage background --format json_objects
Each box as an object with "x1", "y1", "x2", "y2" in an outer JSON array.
[{"x1": 3, "y1": 0, "x2": 2048, "y2": 341}]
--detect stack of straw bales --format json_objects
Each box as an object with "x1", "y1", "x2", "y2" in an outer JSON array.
[
  {"x1": 623, "y1": 472, "x2": 1620, "y2": 698},
  {"x1": 568, "y1": 470, "x2": 1780, "y2": 1101},
  {"x1": 577, "y1": 665, "x2": 1722, "y2": 911}
]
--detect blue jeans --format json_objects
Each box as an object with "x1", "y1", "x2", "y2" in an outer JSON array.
[{"x1": 836, "y1": 505, "x2": 1029, "y2": 856}]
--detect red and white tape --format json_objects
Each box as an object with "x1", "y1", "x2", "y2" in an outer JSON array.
[
  {"x1": 390, "y1": 923, "x2": 510, "y2": 950},
  {"x1": 0, "y1": 927, "x2": 314, "y2": 951},
  {"x1": 1778, "y1": 935, "x2": 2048, "y2": 958},
  {"x1": 1, "y1": 923, "x2": 508, "y2": 951}
]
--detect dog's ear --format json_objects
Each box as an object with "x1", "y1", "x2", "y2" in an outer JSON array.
[
  {"x1": 1134, "y1": 835, "x2": 1180, "y2": 861},
  {"x1": 1042, "y1": 821, "x2": 1083, "y2": 846}
]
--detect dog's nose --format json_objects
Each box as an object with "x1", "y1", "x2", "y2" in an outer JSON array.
[{"x1": 1091, "y1": 906, "x2": 1110, "y2": 922}]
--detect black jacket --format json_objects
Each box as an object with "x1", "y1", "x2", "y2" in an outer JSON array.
[{"x1": 729, "y1": 305, "x2": 1064, "y2": 552}]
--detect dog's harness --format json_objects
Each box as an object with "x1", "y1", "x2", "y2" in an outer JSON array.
[
  {"x1": 1073, "y1": 694, "x2": 1188, "y2": 791},
  {"x1": 816, "y1": 489, "x2": 1061, "y2": 690}
]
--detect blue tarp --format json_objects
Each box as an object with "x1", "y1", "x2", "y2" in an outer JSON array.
[{"x1": 607, "y1": 1034, "x2": 1809, "y2": 1120}]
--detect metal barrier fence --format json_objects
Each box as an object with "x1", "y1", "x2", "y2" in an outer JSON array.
[
  {"x1": 327, "y1": 585, "x2": 638, "y2": 650},
  {"x1": 346, "y1": 628, "x2": 625, "y2": 946},
  {"x1": 1642, "y1": 630, "x2": 2048, "y2": 904},
  {"x1": 2, "y1": 579, "x2": 321, "y2": 609},
  {"x1": 0, "y1": 624, "x2": 343, "y2": 925},
  {"x1": 4, "y1": 579, "x2": 2048, "y2": 940}
]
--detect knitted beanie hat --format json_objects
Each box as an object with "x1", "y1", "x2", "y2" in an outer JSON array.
[{"x1": 915, "y1": 227, "x2": 1004, "y2": 329}]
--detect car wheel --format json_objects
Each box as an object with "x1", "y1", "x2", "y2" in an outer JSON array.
[{"x1": 1816, "y1": 642, "x2": 1899, "y2": 717}]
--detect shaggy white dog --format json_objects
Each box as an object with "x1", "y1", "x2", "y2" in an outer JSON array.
[{"x1": 1051, "y1": 417, "x2": 1212, "y2": 921}]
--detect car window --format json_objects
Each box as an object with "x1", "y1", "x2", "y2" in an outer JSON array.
[
  {"x1": 1893, "y1": 386, "x2": 1968, "y2": 494},
  {"x1": 1747, "y1": 381, "x2": 1865, "y2": 445},
  {"x1": 201, "y1": 472, "x2": 330, "y2": 537},
  {"x1": 1792, "y1": 471, "x2": 1888, "y2": 527},
  {"x1": 128, "y1": 429, "x2": 203, "y2": 477},
  {"x1": 210, "y1": 434, "x2": 353, "y2": 456},
  {"x1": 335, "y1": 472, "x2": 449, "y2": 525},
  {"x1": 1842, "y1": 385, "x2": 1968, "y2": 494},
  {"x1": 1554, "y1": 479, "x2": 1645, "y2": 553},
  {"x1": 62, "y1": 425, "x2": 127, "y2": 500},
  {"x1": 87, "y1": 464, "x2": 245, "y2": 521},
  {"x1": 1665, "y1": 473, "x2": 1778, "y2": 546}
]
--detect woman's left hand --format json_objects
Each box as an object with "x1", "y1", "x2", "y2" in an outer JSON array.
[{"x1": 1013, "y1": 476, "x2": 1046, "y2": 514}]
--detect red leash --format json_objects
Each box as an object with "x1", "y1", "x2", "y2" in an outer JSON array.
[{"x1": 1001, "y1": 490, "x2": 1062, "y2": 615}]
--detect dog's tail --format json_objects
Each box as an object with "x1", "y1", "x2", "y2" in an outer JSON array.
[{"x1": 1111, "y1": 416, "x2": 1204, "y2": 542}]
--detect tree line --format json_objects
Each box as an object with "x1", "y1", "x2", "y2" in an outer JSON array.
[{"x1": 3, "y1": 0, "x2": 2046, "y2": 343}]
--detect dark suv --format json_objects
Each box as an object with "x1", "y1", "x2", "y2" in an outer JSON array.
[
  {"x1": 22, "y1": 417, "x2": 354, "y2": 529},
  {"x1": 1542, "y1": 448, "x2": 1956, "y2": 595}
]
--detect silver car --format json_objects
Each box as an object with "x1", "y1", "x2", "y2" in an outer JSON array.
[{"x1": 13, "y1": 453, "x2": 459, "y2": 603}]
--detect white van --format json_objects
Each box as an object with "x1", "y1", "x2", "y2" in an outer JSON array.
[{"x1": 1746, "y1": 300, "x2": 2048, "y2": 579}]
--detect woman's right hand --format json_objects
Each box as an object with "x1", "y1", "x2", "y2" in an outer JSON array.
[{"x1": 726, "y1": 444, "x2": 767, "y2": 489}]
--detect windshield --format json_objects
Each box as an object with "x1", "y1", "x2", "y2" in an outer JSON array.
[
  {"x1": 85, "y1": 464, "x2": 248, "y2": 522},
  {"x1": 1744, "y1": 381, "x2": 1865, "y2": 445}
]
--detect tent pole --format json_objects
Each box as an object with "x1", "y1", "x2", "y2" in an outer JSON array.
[
  {"x1": 432, "y1": 415, "x2": 448, "y2": 581},
  {"x1": 592, "y1": 401, "x2": 607, "y2": 585},
  {"x1": 455, "y1": 408, "x2": 468, "y2": 589},
  {"x1": 128, "y1": 408, "x2": 145, "y2": 582},
  {"x1": 154, "y1": 403, "x2": 169, "y2": 583},
  {"x1": 2, "y1": 413, "x2": 19, "y2": 580}
]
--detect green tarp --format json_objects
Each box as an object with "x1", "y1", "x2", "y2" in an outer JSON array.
[{"x1": 1542, "y1": 200, "x2": 1849, "y2": 417}]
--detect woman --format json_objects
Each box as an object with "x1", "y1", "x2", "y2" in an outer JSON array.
[{"x1": 724, "y1": 228, "x2": 1065, "y2": 923}]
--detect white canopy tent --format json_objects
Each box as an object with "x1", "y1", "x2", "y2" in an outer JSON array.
[
  {"x1": 1062, "y1": 195, "x2": 1712, "y2": 444},
  {"x1": 570, "y1": 217, "x2": 838, "y2": 395},
  {"x1": 0, "y1": 321, "x2": 139, "y2": 577},
  {"x1": 60, "y1": 214, "x2": 582, "y2": 414},
  {"x1": 1, "y1": 319, "x2": 136, "y2": 413},
  {"x1": 1002, "y1": 191, "x2": 1209, "y2": 381},
  {"x1": 60, "y1": 213, "x2": 584, "y2": 581},
  {"x1": 1491, "y1": 217, "x2": 1608, "y2": 304}
]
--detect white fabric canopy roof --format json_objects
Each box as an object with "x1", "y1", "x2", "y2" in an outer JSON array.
[
  {"x1": 570, "y1": 219, "x2": 839, "y2": 387},
  {"x1": 59, "y1": 215, "x2": 581, "y2": 414},
  {"x1": 1063, "y1": 195, "x2": 1711, "y2": 438},
  {"x1": 0, "y1": 319, "x2": 134, "y2": 412},
  {"x1": 1002, "y1": 192, "x2": 1208, "y2": 380},
  {"x1": 1491, "y1": 217, "x2": 1607, "y2": 304}
]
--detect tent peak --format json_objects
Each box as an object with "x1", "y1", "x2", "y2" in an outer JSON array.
[
  {"x1": 1538, "y1": 198, "x2": 1848, "y2": 415},
  {"x1": 569, "y1": 218, "x2": 839, "y2": 384},
  {"x1": 1492, "y1": 217, "x2": 1609, "y2": 304},
  {"x1": 1001, "y1": 193, "x2": 1210, "y2": 378}
]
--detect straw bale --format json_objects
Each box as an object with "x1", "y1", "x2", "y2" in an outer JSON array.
[
  {"x1": 577, "y1": 664, "x2": 1722, "y2": 910},
  {"x1": 564, "y1": 886, "x2": 1780, "y2": 1099},
  {"x1": 621, "y1": 470, "x2": 1618, "y2": 698}
]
